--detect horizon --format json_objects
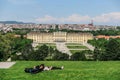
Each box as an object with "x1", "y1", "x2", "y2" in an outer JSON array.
[
  {"x1": 0, "y1": 20, "x2": 119, "y2": 26},
  {"x1": 0, "y1": 0, "x2": 120, "y2": 25}
]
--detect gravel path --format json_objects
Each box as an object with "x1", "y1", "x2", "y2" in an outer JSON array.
[
  {"x1": 56, "y1": 42, "x2": 72, "y2": 56},
  {"x1": 82, "y1": 43, "x2": 95, "y2": 51},
  {"x1": 0, "y1": 62, "x2": 16, "y2": 69}
]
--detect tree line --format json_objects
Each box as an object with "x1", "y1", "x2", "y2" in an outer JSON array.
[
  {"x1": 0, "y1": 32, "x2": 86, "y2": 61},
  {"x1": 0, "y1": 32, "x2": 120, "y2": 61},
  {"x1": 11, "y1": 26, "x2": 120, "y2": 36},
  {"x1": 88, "y1": 38, "x2": 120, "y2": 60}
]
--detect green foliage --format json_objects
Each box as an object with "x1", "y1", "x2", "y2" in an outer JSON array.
[
  {"x1": 53, "y1": 50, "x2": 69, "y2": 60},
  {"x1": 29, "y1": 44, "x2": 69, "y2": 61},
  {"x1": 29, "y1": 44, "x2": 49, "y2": 61},
  {"x1": 88, "y1": 38, "x2": 108, "y2": 49},
  {"x1": 67, "y1": 45, "x2": 88, "y2": 49},
  {"x1": 71, "y1": 52, "x2": 86, "y2": 61},
  {"x1": 48, "y1": 29, "x2": 120, "y2": 36},
  {"x1": 11, "y1": 38, "x2": 33, "y2": 61},
  {"x1": 0, "y1": 33, "x2": 14, "y2": 61},
  {"x1": 29, "y1": 51, "x2": 46, "y2": 61},
  {"x1": 104, "y1": 39, "x2": 120, "y2": 60},
  {"x1": 93, "y1": 47, "x2": 101, "y2": 60},
  {"x1": 90, "y1": 29, "x2": 120, "y2": 36},
  {"x1": 0, "y1": 32, "x2": 33, "y2": 61},
  {"x1": 117, "y1": 26, "x2": 120, "y2": 30},
  {"x1": 0, "y1": 52, "x2": 3, "y2": 61},
  {"x1": 92, "y1": 39, "x2": 120, "y2": 61},
  {"x1": 13, "y1": 28, "x2": 30, "y2": 35}
]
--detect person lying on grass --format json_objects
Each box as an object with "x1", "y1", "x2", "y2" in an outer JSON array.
[
  {"x1": 43, "y1": 65, "x2": 64, "y2": 71},
  {"x1": 24, "y1": 64, "x2": 45, "y2": 74},
  {"x1": 24, "y1": 64, "x2": 64, "y2": 74}
]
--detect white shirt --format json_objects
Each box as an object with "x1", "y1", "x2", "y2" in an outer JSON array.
[{"x1": 44, "y1": 66, "x2": 50, "y2": 71}]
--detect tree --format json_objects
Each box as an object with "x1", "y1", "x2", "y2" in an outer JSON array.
[
  {"x1": 0, "y1": 52, "x2": 3, "y2": 61},
  {"x1": 98, "y1": 51, "x2": 107, "y2": 61},
  {"x1": 45, "y1": 46, "x2": 55, "y2": 60},
  {"x1": 29, "y1": 44, "x2": 49, "y2": 61},
  {"x1": 81, "y1": 50, "x2": 93, "y2": 60},
  {"x1": 105, "y1": 39, "x2": 120, "y2": 60},
  {"x1": 0, "y1": 33, "x2": 14, "y2": 61},
  {"x1": 88, "y1": 38, "x2": 108, "y2": 49},
  {"x1": 53, "y1": 50, "x2": 69, "y2": 60},
  {"x1": 93, "y1": 47, "x2": 101, "y2": 61},
  {"x1": 55, "y1": 25, "x2": 59, "y2": 31},
  {"x1": 29, "y1": 51, "x2": 45, "y2": 61},
  {"x1": 11, "y1": 38, "x2": 33, "y2": 60},
  {"x1": 71, "y1": 52, "x2": 86, "y2": 61}
]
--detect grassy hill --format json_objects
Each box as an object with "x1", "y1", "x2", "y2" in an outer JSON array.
[{"x1": 0, "y1": 61, "x2": 120, "y2": 80}]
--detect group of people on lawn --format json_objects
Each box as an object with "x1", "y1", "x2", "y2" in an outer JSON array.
[{"x1": 24, "y1": 64, "x2": 64, "y2": 74}]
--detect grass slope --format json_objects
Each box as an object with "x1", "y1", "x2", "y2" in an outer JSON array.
[{"x1": 0, "y1": 61, "x2": 120, "y2": 80}]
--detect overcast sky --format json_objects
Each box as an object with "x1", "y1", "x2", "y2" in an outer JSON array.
[{"x1": 0, "y1": 0, "x2": 120, "y2": 25}]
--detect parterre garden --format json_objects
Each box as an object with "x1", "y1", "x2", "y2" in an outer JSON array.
[{"x1": 66, "y1": 43, "x2": 89, "y2": 54}]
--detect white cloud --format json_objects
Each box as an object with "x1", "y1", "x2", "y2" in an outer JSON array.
[
  {"x1": 36, "y1": 14, "x2": 91, "y2": 23},
  {"x1": 93, "y1": 12, "x2": 120, "y2": 23},
  {"x1": 35, "y1": 12, "x2": 120, "y2": 24},
  {"x1": 36, "y1": 15, "x2": 57, "y2": 23},
  {"x1": 66, "y1": 14, "x2": 91, "y2": 22}
]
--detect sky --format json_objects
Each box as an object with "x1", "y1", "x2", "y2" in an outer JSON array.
[{"x1": 0, "y1": 0, "x2": 120, "y2": 25}]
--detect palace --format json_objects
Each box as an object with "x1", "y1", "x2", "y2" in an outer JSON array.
[{"x1": 27, "y1": 32, "x2": 93, "y2": 43}]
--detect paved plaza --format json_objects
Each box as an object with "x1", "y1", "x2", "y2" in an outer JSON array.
[{"x1": 0, "y1": 62, "x2": 16, "y2": 69}]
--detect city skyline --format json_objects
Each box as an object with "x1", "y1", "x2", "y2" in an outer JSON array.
[{"x1": 0, "y1": 0, "x2": 120, "y2": 25}]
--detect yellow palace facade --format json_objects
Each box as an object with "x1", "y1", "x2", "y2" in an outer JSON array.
[{"x1": 27, "y1": 32, "x2": 93, "y2": 43}]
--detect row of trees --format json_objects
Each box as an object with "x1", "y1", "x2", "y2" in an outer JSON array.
[
  {"x1": 12, "y1": 44, "x2": 88, "y2": 61},
  {"x1": 0, "y1": 32, "x2": 88, "y2": 61},
  {"x1": 1, "y1": 32, "x2": 120, "y2": 61},
  {"x1": 12, "y1": 26, "x2": 120, "y2": 36},
  {"x1": 93, "y1": 39, "x2": 120, "y2": 60},
  {"x1": 49, "y1": 29, "x2": 120, "y2": 36},
  {"x1": 90, "y1": 30, "x2": 120, "y2": 36}
]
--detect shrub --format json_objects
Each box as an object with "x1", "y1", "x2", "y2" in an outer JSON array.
[{"x1": 71, "y1": 52, "x2": 86, "y2": 61}]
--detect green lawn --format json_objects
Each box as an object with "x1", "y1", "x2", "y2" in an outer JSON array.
[
  {"x1": 50, "y1": 46, "x2": 56, "y2": 49},
  {"x1": 38, "y1": 43, "x2": 56, "y2": 46},
  {"x1": 37, "y1": 43, "x2": 56, "y2": 49},
  {"x1": 66, "y1": 43, "x2": 82, "y2": 45},
  {"x1": 67, "y1": 46, "x2": 88, "y2": 49},
  {"x1": 0, "y1": 61, "x2": 120, "y2": 80},
  {"x1": 70, "y1": 50, "x2": 82, "y2": 54}
]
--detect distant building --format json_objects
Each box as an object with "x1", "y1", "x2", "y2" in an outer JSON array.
[{"x1": 27, "y1": 31, "x2": 93, "y2": 43}]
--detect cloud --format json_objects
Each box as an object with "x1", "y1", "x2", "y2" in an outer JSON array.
[
  {"x1": 36, "y1": 15, "x2": 57, "y2": 23},
  {"x1": 65, "y1": 14, "x2": 91, "y2": 22},
  {"x1": 36, "y1": 12, "x2": 120, "y2": 24},
  {"x1": 36, "y1": 14, "x2": 91, "y2": 23},
  {"x1": 93, "y1": 12, "x2": 120, "y2": 23}
]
